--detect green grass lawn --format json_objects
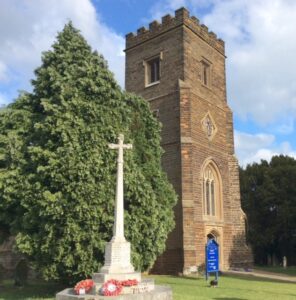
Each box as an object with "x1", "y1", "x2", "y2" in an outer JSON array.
[
  {"x1": 0, "y1": 274, "x2": 296, "y2": 300},
  {"x1": 0, "y1": 280, "x2": 65, "y2": 300},
  {"x1": 155, "y1": 274, "x2": 296, "y2": 300},
  {"x1": 253, "y1": 266, "x2": 296, "y2": 277}
]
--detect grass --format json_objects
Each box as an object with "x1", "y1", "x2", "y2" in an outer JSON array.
[
  {"x1": 253, "y1": 266, "x2": 296, "y2": 277},
  {"x1": 0, "y1": 280, "x2": 65, "y2": 300},
  {"x1": 0, "y1": 274, "x2": 296, "y2": 300},
  {"x1": 154, "y1": 274, "x2": 296, "y2": 300}
]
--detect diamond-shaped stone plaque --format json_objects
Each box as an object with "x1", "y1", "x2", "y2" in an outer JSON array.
[{"x1": 201, "y1": 112, "x2": 217, "y2": 140}]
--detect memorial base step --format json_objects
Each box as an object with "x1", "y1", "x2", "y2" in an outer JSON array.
[{"x1": 56, "y1": 285, "x2": 172, "y2": 300}]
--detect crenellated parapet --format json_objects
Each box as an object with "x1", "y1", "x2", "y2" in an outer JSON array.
[{"x1": 125, "y1": 7, "x2": 225, "y2": 55}]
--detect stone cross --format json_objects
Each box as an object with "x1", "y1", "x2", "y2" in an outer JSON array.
[
  {"x1": 98, "y1": 134, "x2": 136, "y2": 276},
  {"x1": 108, "y1": 134, "x2": 132, "y2": 242}
]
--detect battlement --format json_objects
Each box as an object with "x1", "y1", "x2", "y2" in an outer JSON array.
[{"x1": 125, "y1": 7, "x2": 225, "y2": 55}]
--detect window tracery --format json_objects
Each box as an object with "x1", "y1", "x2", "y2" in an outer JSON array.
[{"x1": 202, "y1": 162, "x2": 222, "y2": 219}]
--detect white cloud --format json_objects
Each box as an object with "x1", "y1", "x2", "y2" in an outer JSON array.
[
  {"x1": 146, "y1": 0, "x2": 186, "y2": 21},
  {"x1": 235, "y1": 131, "x2": 275, "y2": 151},
  {"x1": 235, "y1": 130, "x2": 296, "y2": 167},
  {"x1": 0, "y1": 62, "x2": 8, "y2": 82},
  {"x1": 0, "y1": 0, "x2": 125, "y2": 101}
]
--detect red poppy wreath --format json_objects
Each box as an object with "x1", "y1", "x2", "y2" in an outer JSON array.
[
  {"x1": 102, "y1": 279, "x2": 123, "y2": 296},
  {"x1": 121, "y1": 279, "x2": 139, "y2": 287},
  {"x1": 74, "y1": 279, "x2": 94, "y2": 295}
]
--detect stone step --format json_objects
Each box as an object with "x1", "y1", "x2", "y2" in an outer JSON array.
[{"x1": 56, "y1": 285, "x2": 172, "y2": 300}]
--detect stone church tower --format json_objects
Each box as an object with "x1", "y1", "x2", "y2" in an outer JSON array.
[{"x1": 125, "y1": 8, "x2": 252, "y2": 273}]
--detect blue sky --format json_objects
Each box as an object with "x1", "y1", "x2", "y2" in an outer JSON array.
[{"x1": 0, "y1": 0, "x2": 296, "y2": 166}]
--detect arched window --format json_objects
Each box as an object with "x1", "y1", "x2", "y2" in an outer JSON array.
[{"x1": 202, "y1": 162, "x2": 222, "y2": 218}]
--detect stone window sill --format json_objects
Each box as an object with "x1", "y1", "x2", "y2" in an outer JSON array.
[{"x1": 145, "y1": 81, "x2": 160, "y2": 88}]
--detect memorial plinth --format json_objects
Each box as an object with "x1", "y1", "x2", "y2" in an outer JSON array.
[
  {"x1": 98, "y1": 239, "x2": 137, "y2": 276},
  {"x1": 93, "y1": 237, "x2": 141, "y2": 284},
  {"x1": 56, "y1": 134, "x2": 172, "y2": 299}
]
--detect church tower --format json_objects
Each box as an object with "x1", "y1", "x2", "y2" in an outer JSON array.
[{"x1": 125, "y1": 7, "x2": 252, "y2": 273}]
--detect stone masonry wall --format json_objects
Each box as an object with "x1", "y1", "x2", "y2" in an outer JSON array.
[
  {"x1": 125, "y1": 18, "x2": 186, "y2": 273},
  {"x1": 125, "y1": 7, "x2": 252, "y2": 274}
]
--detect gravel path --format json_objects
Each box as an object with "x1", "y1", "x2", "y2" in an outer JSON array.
[{"x1": 225, "y1": 269, "x2": 296, "y2": 283}]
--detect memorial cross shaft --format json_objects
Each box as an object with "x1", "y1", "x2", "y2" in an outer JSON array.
[{"x1": 108, "y1": 134, "x2": 132, "y2": 242}]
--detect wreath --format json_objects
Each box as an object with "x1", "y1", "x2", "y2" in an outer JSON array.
[
  {"x1": 102, "y1": 279, "x2": 123, "y2": 296},
  {"x1": 121, "y1": 279, "x2": 139, "y2": 286},
  {"x1": 74, "y1": 279, "x2": 94, "y2": 295}
]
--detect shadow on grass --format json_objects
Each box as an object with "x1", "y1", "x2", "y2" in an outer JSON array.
[
  {"x1": 161, "y1": 273, "x2": 295, "y2": 284},
  {"x1": 0, "y1": 280, "x2": 65, "y2": 300},
  {"x1": 214, "y1": 278, "x2": 296, "y2": 299},
  {"x1": 161, "y1": 275, "x2": 204, "y2": 281},
  {"x1": 223, "y1": 273, "x2": 296, "y2": 284},
  {"x1": 254, "y1": 266, "x2": 296, "y2": 277}
]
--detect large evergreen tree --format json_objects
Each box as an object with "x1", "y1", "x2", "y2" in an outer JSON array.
[
  {"x1": 240, "y1": 155, "x2": 296, "y2": 266},
  {"x1": 0, "y1": 23, "x2": 177, "y2": 281}
]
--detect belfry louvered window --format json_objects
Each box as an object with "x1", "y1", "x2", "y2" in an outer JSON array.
[{"x1": 146, "y1": 57, "x2": 160, "y2": 84}]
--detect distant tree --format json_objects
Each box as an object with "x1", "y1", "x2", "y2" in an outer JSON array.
[
  {"x1": 0, "y1": 100, "x2": 33, "y2": 243},
  {"x1": 240, "y1": 155, "x2": 296, "y2": 265},
  {"x1": 0, "y1": 23, "x2": 177, "y2": 282}
]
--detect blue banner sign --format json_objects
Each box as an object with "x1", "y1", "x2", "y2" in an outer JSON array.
[{"x1": 205, "y1": 239, "x2": 219, "y2": 281}]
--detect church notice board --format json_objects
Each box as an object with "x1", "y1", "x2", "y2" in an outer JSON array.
[{"x1": 205, "y1": 239, "x2": 219, "y2": 280}]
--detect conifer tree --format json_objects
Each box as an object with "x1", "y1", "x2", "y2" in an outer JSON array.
[
  {"x1": 240, "y1": 155, "x2": 296, "y2": 266},
  {"x1": 0, "y1": 23, "x2": 177, "y2": 281}
]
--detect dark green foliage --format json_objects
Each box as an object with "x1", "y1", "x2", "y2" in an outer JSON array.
[
  {"x1": 0, "y1": 23, "x2": 177, "y2": 282},
  {"x1": 240, "y1": 155, "x2": 296, "y2": 266}
]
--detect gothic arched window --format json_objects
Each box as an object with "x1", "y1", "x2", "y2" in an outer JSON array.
[{"x1": 202, "y1": 162, "x2": 222, "y2": 218}]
